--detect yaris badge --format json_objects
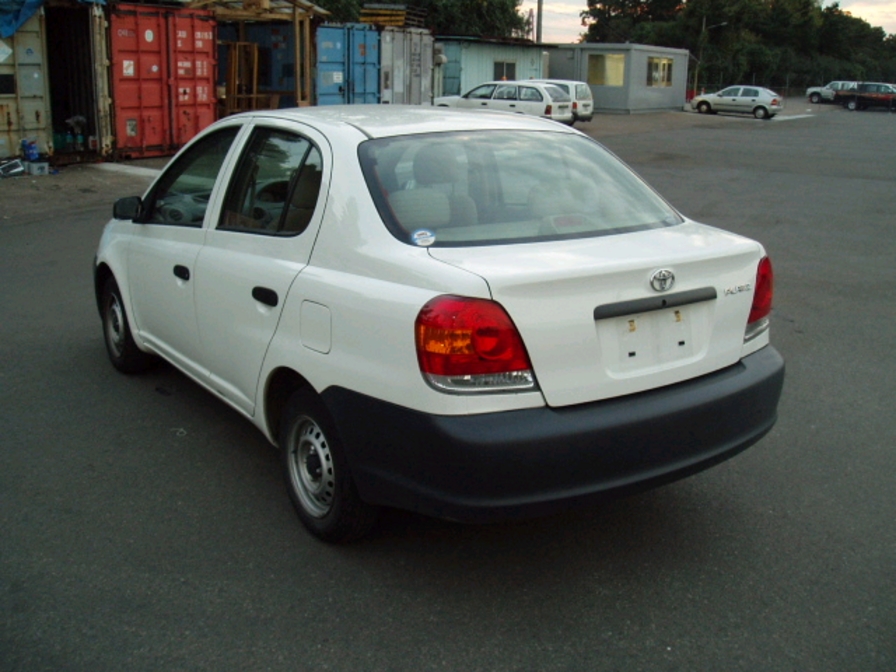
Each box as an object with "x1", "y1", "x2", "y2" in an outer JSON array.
[{"x1": 650, "y1": 269, "x2": 675, "y2": 292}]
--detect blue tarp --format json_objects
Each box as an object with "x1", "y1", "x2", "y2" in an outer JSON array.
[{"x1": 1, "y1": 0, "x2": 103, "y2": 38}]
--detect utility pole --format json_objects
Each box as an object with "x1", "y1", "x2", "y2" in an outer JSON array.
[{"x1": 536, "y1": 0, "x2": 544, "y2": 43}]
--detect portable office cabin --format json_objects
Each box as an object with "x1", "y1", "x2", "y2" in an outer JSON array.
[
  {"x1": 549, "y1": 43, "x2": 688, "y2": 113},
  {"x1": 434, "y1": 36, "x2": 547, "y2": 97}
]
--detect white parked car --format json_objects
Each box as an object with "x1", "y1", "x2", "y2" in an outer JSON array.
[
  {"x1": 806, "y1": 80, "x2": 857, "y2": 104},
  {"x1": 95, "y1": 106, "x2": 784, "y2": 542},
  {"x1": 691, "y1": 86, "x2": 784, "y2": 119},
  {"x1": 529, "y1": 79, "x2": 594, "y2": 123},
  {"x1": 434, "y1": 80, "x2": 574, "y2": 123}
]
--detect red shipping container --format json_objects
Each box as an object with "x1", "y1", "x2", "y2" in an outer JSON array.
[{"x1": 109, "y1": 4, "x2": 216, "y2": 158}]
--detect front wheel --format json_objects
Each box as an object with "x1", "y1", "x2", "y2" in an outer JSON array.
[
  {"x1": 846, "y1": 99, "x2": 858, "y2": 111},
  {"x1": 697, "y1": 101, "x2": 711, "y2": 114},
  {"x1": 809, "y1": 92, "x2": 822, "y2": 104},
  {"x1": 280, "y1": 388, "x2": 378, "y2": 542},
  {"x1": 101, "y1": 277, "x2": 154, "y2": 373}
]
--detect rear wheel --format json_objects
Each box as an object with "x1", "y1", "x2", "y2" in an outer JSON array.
[
  {"x1": 753, "y1": 106, "x2": 769, "y2": 120},
  {"x1": 280, "y1": 388, "x2": 378, "y2": 543},
  {"x1": 101, "y1": 277, "x2": 154, "y2": 373}
]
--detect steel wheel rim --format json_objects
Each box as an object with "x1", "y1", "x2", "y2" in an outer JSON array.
[
  {"x1": 105, "y1": 293, "x2": 126, "y2": 358},
  {"x1": 287, "y1": 415, "x2": 336, "y2": 518}
]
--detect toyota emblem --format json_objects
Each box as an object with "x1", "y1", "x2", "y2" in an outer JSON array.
[{"x1": 650, "y1": 269, "x2": 675, "y2": 292}]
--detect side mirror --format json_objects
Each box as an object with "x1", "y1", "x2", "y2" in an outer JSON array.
[{"x1": 113, "y1": 196, "x2": 143, "y2": 220}]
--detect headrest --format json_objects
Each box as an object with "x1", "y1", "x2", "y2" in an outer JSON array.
[{"x1": 413, "y1": 144, "x2": 461, "y2": 185}]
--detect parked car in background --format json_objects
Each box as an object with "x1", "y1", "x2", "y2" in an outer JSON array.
[
  {"x1": 834, "y1": 82, "x2": 896, "y2": 111},
  {"x1": 434, "y1": 81, "x2": 574, "y2": 124},
  {"x1": 691, "y1": 86, "x2": 784, "y2": 119},
  {"x1": 806, "y1": 80, "x2": 857, "y2": 104},
  {"x1": 95, "y1": 106, "x2": 784, "y2": 543},
  {"x1": 529, "y1": 79, "x2": 594, "y2": 123}
]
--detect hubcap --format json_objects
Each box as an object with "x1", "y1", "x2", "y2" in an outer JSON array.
[
  {"x1": 105, "y1": 294, "x2": 125, "y2": 358},
  {"x1": 287, "y1": 416, "x2": 336, "y2": 518}
]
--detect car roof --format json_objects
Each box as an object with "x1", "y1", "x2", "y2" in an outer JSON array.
[{"x1": 229, "y1": 104, "x2": 580, "y2": 139}]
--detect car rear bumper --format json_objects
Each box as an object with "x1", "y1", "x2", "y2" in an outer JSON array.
[{"x1": 323, "y1": 346, "x2": 784, "y2": 522}]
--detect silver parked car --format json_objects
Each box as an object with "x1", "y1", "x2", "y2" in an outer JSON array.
[{"x1": 691, "y1": 86, "x2": 784, "y2": 119}]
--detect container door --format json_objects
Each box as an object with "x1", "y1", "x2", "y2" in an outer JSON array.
[
  {"x1": 168, "y1": 10, "x2": 216, "y2": 147},
  {"x1": 109, "y1": 5, "x2": 170, "y2": 157},
  {"x1": 90, "y1": 3, "x2": 114, "y2": 157},
  {"x1": 316, "y1": 25, "x2": 348, "y2": 105},
  {"x1": 0, "y1": 13, "x2": 52, "y2": 160},
  {"x1": 348, "y1": 24, "x2": 378, "y2": 104}
]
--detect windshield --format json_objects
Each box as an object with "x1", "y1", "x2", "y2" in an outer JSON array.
[{"x1": 358, "y1": 131, "x2": 681, "y2": 247}]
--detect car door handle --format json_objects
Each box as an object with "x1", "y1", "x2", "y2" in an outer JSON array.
[
  {"x1": 252, "y1": 286, "x2": 278, "y2": 307},
  {"x1": 173, "y1": 265, "x2": 190, "y2": 281},
  {"x1": 481, "y1": 102, "x2": 488, "y2": 106},
  {"x1": 509, "y1": 104, "x2": 516, "y2": 108}
]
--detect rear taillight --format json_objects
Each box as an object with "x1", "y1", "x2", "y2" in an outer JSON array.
[
  {"x1": 771, "y1": 98, "x2": 779, "y2": 106},
  {"x1": 545, "y1": 104, "x2": 553, "y2": 116},
  {"x1": 573, "y1": 101, "x2": 578, "y2": 111},
  {"x1": 745, "y1": 256, "x2": 773, "y2": 341},
  {"x1": 415, "y1": 296, "x2": 537, "y2": 394}
]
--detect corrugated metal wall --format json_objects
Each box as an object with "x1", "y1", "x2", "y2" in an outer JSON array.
[{"x1": 380, "y1": 27, "x2": 432, "y2": 105}]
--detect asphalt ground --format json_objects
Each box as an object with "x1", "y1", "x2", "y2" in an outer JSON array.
[{"x1": 1, "y1": 101, "x2": 894, "y2": 671}]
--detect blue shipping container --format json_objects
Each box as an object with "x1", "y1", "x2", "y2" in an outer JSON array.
[{"x1": 316, "y1": 24, "x2": 379, "y2": 105}]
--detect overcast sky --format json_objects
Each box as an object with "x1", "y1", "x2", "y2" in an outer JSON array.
[{"x1": 520, "y1": 0, "x2": 896, "y2": 43}]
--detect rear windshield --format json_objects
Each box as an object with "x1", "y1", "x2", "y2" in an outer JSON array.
[{"x1": 358, "y1": 130, "x2": 681, "y2": 247}]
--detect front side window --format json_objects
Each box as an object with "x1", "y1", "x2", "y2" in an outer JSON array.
[
  {"x1": 142, "y1": 127, "x2": 240, "y2": 226},
  {"x1": 359, "y1": 131, "x2": 681, "y2": 248},
  {"x1": 219, "y1": 128, "x2": 322, "y2": 235},
  {"x1": 465, "y1": 84, "x2": 496, "y2": 99}
]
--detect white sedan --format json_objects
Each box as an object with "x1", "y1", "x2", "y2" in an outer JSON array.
[
  {"x1": 434, "y1": 80, "x2": 574, "y2": 123},
  {"x1": 95, "y1": 106, "x2": 784, "y2": 542}
]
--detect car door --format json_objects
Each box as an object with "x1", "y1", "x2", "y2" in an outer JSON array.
[
  {"x1": 192, "y1": 121, "x2": 329, "y2": 415},
  {"x1": 738, "y1": 87, "x2": 762, "y2": 113},
  {"x1": 517, "y1": 85, "x2": 546, "y2": 116},
  {"x1": 126, "y1": 125, "x2": 243, "y2": 379},
  {"x1": 491, "y1": 83, "x2": 521, "y2": 113},
  {"x1": 715, "y1": 87, "x2": 742, "y2": 112},
  {"x1": 456, "y1": 84, "x2": 497, "y2": 110}
]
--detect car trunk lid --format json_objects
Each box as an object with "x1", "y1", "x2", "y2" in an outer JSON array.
[{"x1": 428, "y1": 222, "x2": 763, "y2": 407}]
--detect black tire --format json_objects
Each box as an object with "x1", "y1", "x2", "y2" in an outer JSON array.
[
  {"x1": 809, "y1": 92, "x2": 821, "y2": 104},
  {"x1": 101, "y1": 277, "x2": 154, "y2": 374},
  {"x1": 753, "y1": 106, "x2": 769, "y2": 120},
  {"x1": 280, "y1": 388, "x2": 378, "y2": 543},
  {"x1": 697, "y1": 101, "x2": 711, "y2": 114},
  {"x1": 846, "y1": 99, "x2": 858, "y2": 111}
]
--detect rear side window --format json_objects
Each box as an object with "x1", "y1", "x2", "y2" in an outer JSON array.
[
  {"x1": 359, "y1": 131, "x2": 681, "y2": 248},
  {"x1": 543, "y1": 85, "x2": 571, "y2": 102},
  {"x1": 219, "y1": 128, "x2": 322, "y2": 236},
  {"x1": 575, "y1": 84, "x2": 593, "y2": 100}
]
